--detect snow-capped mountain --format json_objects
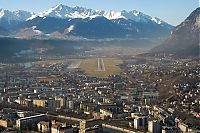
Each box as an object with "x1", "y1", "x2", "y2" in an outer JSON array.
[
  {"x1": 28, "y1": 4, "x2": 166, "y2": 25},
  {"x1": 0, "y1": 9, "x2": 33, "y2": 21},
  {"x1": 0, "y1": 4, "x2": 173, "y2": 39},
  {"x1": 0, "y1": 9, "x2": 33, "y2": 29}
]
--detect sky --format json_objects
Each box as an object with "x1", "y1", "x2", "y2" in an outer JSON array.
[{"x1": 0, "y1": 0, "x2": 199, "y2": 26}]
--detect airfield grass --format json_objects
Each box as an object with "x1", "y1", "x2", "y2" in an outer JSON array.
[
  {"x1": 80, "y1": 58, "x2": 122, "y2": 77},
  {"x1": 34, "y1": 58, "x2": 122, "y2": 78}
]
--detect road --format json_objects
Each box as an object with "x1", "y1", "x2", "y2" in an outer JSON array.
[{"x1": 97, "y1": 58, "x2": 105, "y2": 71}]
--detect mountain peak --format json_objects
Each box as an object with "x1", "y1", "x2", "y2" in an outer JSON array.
[
  {"x1": 55, "y1": 4, "x2": 64, "y2": 8},
  {"x1": 151, "y1": 7, "x2": 199, "y2": 57},
  {"x1": 52, "y1": 4, "x2": 70, "y2": 11},
  {"x1": 0, "y1": 4, "x2": 173, "y2": 39},
  {"x1": 26, "y1": 4, "x2": 170, "y2": 25},
  {"x1": 186, "y1": 7, "x2": 200, "y2": 21},
  {"x1": 0, "y1": 8, "x2": 32, "y2": 21},
  {"x1": 0, "y1": 9, "x2": 4, "y2": 17},
  {"x1": 185, "y1": 7, "x2": 200, "y2": 28},
  {"x1": 130, "y1": 10, "x2": 140, "y2": 16},
  {"x1": 0, "y1": 9, "x2": 9, "y2": 18}
]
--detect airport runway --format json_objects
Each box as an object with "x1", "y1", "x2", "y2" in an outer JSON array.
[{"x1": 97, "y1": 58, "x2": 105, "y2": 71}]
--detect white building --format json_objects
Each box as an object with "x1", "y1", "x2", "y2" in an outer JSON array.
[
  {"x1": 148, "y1": 120, "x2": 161, "y2": 133},
  {"x1": 133, "y1": 114, "x2": 148, "y2": 130}
]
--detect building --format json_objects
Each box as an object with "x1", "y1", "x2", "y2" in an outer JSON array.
[
  {"x1": 33, "y1": 99, "x2": 46, "y2": 107},
  {"x1": 0, "y1": 119, "x2": 13, "y2": 128},
  {"x1": 7, "y1": 96, "x2": 18, "y2": 103},
  {"x1": 114, "y1": 83, "x2": 124, "y2": 89},
  {"x1": 16, "y1": 114, "x2": 48, "y2": 130},
  {"x1": 79, "y1": 119, "x2": 102, "y2": 133},
  {"x1": 19, "y1": 99, "x2": 33, "y2": 107},
  {"x1": 33, "y1": 99, "x2": 61, "y2": 109},
  {"x1": 162, "y1": 126, "x2": 178, "y2": 133},
  {"x1": 143, "y1": 91, "x2": 159, "y2": 105},
  {"x1": 37, "y1": 121, "x2": 51, "y2": 133},
  {"x1": 100, "y1": 109, "x2": 113, "y2": 118},
  {"x1": 17, "y1": 111, "x2": 34, "y2": 118},
  {"x1": 133, "y1": 114, "x2": 148, "y2": 131},
  {"x1": 52, "y1": 123, "x2": 63, "y2": 133},
  {"x1": 100, "y1": 104, "x2": 123, "y2": 113},
  {"x1": 99, "y1": 104, "x2": 127, "y2": 119},
  {"x1": 178, "y1": 122, "x2": 191, "y2": 132},
  {"x1": 84, "y1": 126, "x2": 102, "y2": 133},
  {"x1": 47, "y1": 99, "x2": 61, "y2": 109},
  {"x1": 51, "y1": 123, "x2": 74, "y2": 133},
  {"x1": 67, "y1": 100, "x2": 74, "y2": 110},
  {"x1": 148, "y1": 120, "x2": 161, "y2": 133},
  {"x1": 55, "y1": 97, "x2": 66, "y2": 108}
]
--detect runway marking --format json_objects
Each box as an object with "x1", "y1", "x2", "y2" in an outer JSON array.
[{"x1": 97, "y1": 58, "x2": 105, "y2": 71}]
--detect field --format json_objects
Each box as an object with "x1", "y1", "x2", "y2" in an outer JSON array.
[
  {"x1": 80, "y1": 58, "x2": 123, "y2": 77},
  {"x1": 87, "y1": 47, "x2": 148, "y2": 57},
  {"x1": 33, "y1": 57, "x2": 123, "y2": 78}
]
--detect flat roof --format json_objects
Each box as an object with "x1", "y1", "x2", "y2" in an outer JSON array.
[{"x1": 17, "y1": 114, "x2": 46, "y2": 121}]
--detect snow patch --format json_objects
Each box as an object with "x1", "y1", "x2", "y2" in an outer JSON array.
[
  {"x1": 32, "y1": 26, "x2": 43, "y2": 34},
  {"x1": 151, "y1": 17, "x2": 162, "y2": 24},
  {"x1": 133, "y1": 11, "x2": 140, "y2": 16},
  {"x1": 32, "y1": 26, "x2": 37, "y2": 30},
  {"x1": 26, "y1": 14, "x2": 38, "y2": 21},
  {"x1": 0, "y1": 9, "x2": 5, "y2": 18},
  {"x1": 67, "y1": 25, "x2": 74, "y2": 32},
  {"x1": 102, "y1": 11, "x2": 125, "y2": 20}
]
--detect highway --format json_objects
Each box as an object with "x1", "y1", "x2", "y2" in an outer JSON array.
[{"x1": 97, "y1": 58, "x2": 105, "y2": 71}]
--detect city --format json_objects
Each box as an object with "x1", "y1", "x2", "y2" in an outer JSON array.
[
  {"x1": 0, "y1": 0, "x2": 199, "y2": 133},
  {"x1": 0, "y1": 52, "x2": 199, "y2": 132}
]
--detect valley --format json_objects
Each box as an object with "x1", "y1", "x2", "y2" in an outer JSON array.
[{"x1": 0, "y1": 2, "x2": 199, "y2": 133}]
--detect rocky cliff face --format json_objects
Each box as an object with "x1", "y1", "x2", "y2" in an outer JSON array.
[{"x1": 151, "y1": 8, "x2": 200, "y2": 57}]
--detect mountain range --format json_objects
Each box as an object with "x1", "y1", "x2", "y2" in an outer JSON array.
[
  {"x1": 0, "y1": 4, "x2": 173, "y2": 39},
  {"x1": 151, "y1": 7, "x2": 200, "y2": 57}
]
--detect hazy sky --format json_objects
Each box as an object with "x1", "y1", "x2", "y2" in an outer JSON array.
[{"x1": 0, "y1": 0, "x2": 198, "y2": 26}]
